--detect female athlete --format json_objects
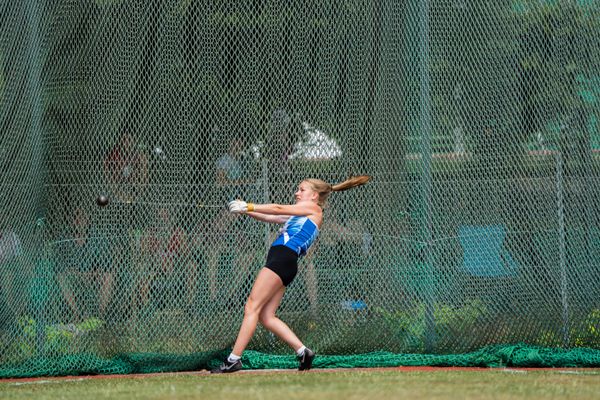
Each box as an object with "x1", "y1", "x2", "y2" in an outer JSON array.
[{"x1": 211, "y1": 175, "x2": 370, "y2": 373}]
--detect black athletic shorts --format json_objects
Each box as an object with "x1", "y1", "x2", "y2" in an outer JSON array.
[{"x1": 265, "y1": 245, "x2": 299, "y2": 286}]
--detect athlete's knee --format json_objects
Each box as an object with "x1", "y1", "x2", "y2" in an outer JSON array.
[
  {"x1": 258, "y1": 312, "x2": 276, "y2": 328},
  {"x1": 244, "y1": 296, "x2": 263, "y2": 317}
]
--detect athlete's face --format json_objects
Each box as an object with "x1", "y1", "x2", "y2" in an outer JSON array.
[{"x1": 295, "y1": 181, "x2": 318, "y2": 203}]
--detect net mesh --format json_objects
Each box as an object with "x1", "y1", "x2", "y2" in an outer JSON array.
[{"x1": 1, "y1": 0, "x2": 600, "y2": 378}]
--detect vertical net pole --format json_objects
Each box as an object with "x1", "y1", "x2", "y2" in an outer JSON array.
[
  {"x1": 418, "y1": 0, "x2": 435, "y2": 352},
  {"x1": 555, "y1": 151, "x2": 569, "y2": 347},
  {"x1": 24, "y1": 0, "x2": 47, "y2": 357}
]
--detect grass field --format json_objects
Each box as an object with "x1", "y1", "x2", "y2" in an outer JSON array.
[{"x1": 2, "y1": 368, "x2": 600, "y2": 400}]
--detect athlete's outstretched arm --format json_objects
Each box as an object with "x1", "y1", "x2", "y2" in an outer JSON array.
[
  {"x1": 229, "y1": 200, "x2": 319, "y2": 217},
  {"x1": 253, "y1": 202, "x2": 319, "y2": 216}
]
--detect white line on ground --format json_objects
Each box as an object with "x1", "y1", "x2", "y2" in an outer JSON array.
[
  {"x1": 8, "y1": 378, "x2": 89, "y2": 386},
  {"x1": 555, "y1": 370, "x2": 600, "y2": 375}
]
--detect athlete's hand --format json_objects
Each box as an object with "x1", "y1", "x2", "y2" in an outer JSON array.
[{"x1": 228, "y1": 200, "x2": 254, "y2": 213}]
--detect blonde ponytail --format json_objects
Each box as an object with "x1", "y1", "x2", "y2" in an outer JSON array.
[
  {"x1": 305, "y1": 175, "x2": 371, "y2": 207},
  {"x1": 331, "y1": 175, "x2": 371, "y2": 192}
]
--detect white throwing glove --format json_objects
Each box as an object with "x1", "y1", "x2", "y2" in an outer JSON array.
[{"x1": 228, "y1": 200, "x2": 254, "y2": 213}]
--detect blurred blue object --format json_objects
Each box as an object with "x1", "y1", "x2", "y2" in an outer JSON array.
[
  {"x1": 341, "y1": 299, "x2": 367, "y2": 311},
  {"x1": 458, "y1": 225, "x2": 519, "y2": 277}
]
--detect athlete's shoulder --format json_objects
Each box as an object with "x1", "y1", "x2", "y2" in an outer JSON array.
[{"x1": 295, "y1": 200, "x2": 321, "y2": 215}]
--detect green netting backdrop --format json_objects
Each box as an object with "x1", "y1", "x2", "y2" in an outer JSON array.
[{"x1": 1, "y1": 0, "x2": 600, "y2": 378}]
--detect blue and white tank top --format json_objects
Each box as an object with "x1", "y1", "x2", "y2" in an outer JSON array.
[{"x1": 271, "y1": 216, "x2": 319, "y2": 256}]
